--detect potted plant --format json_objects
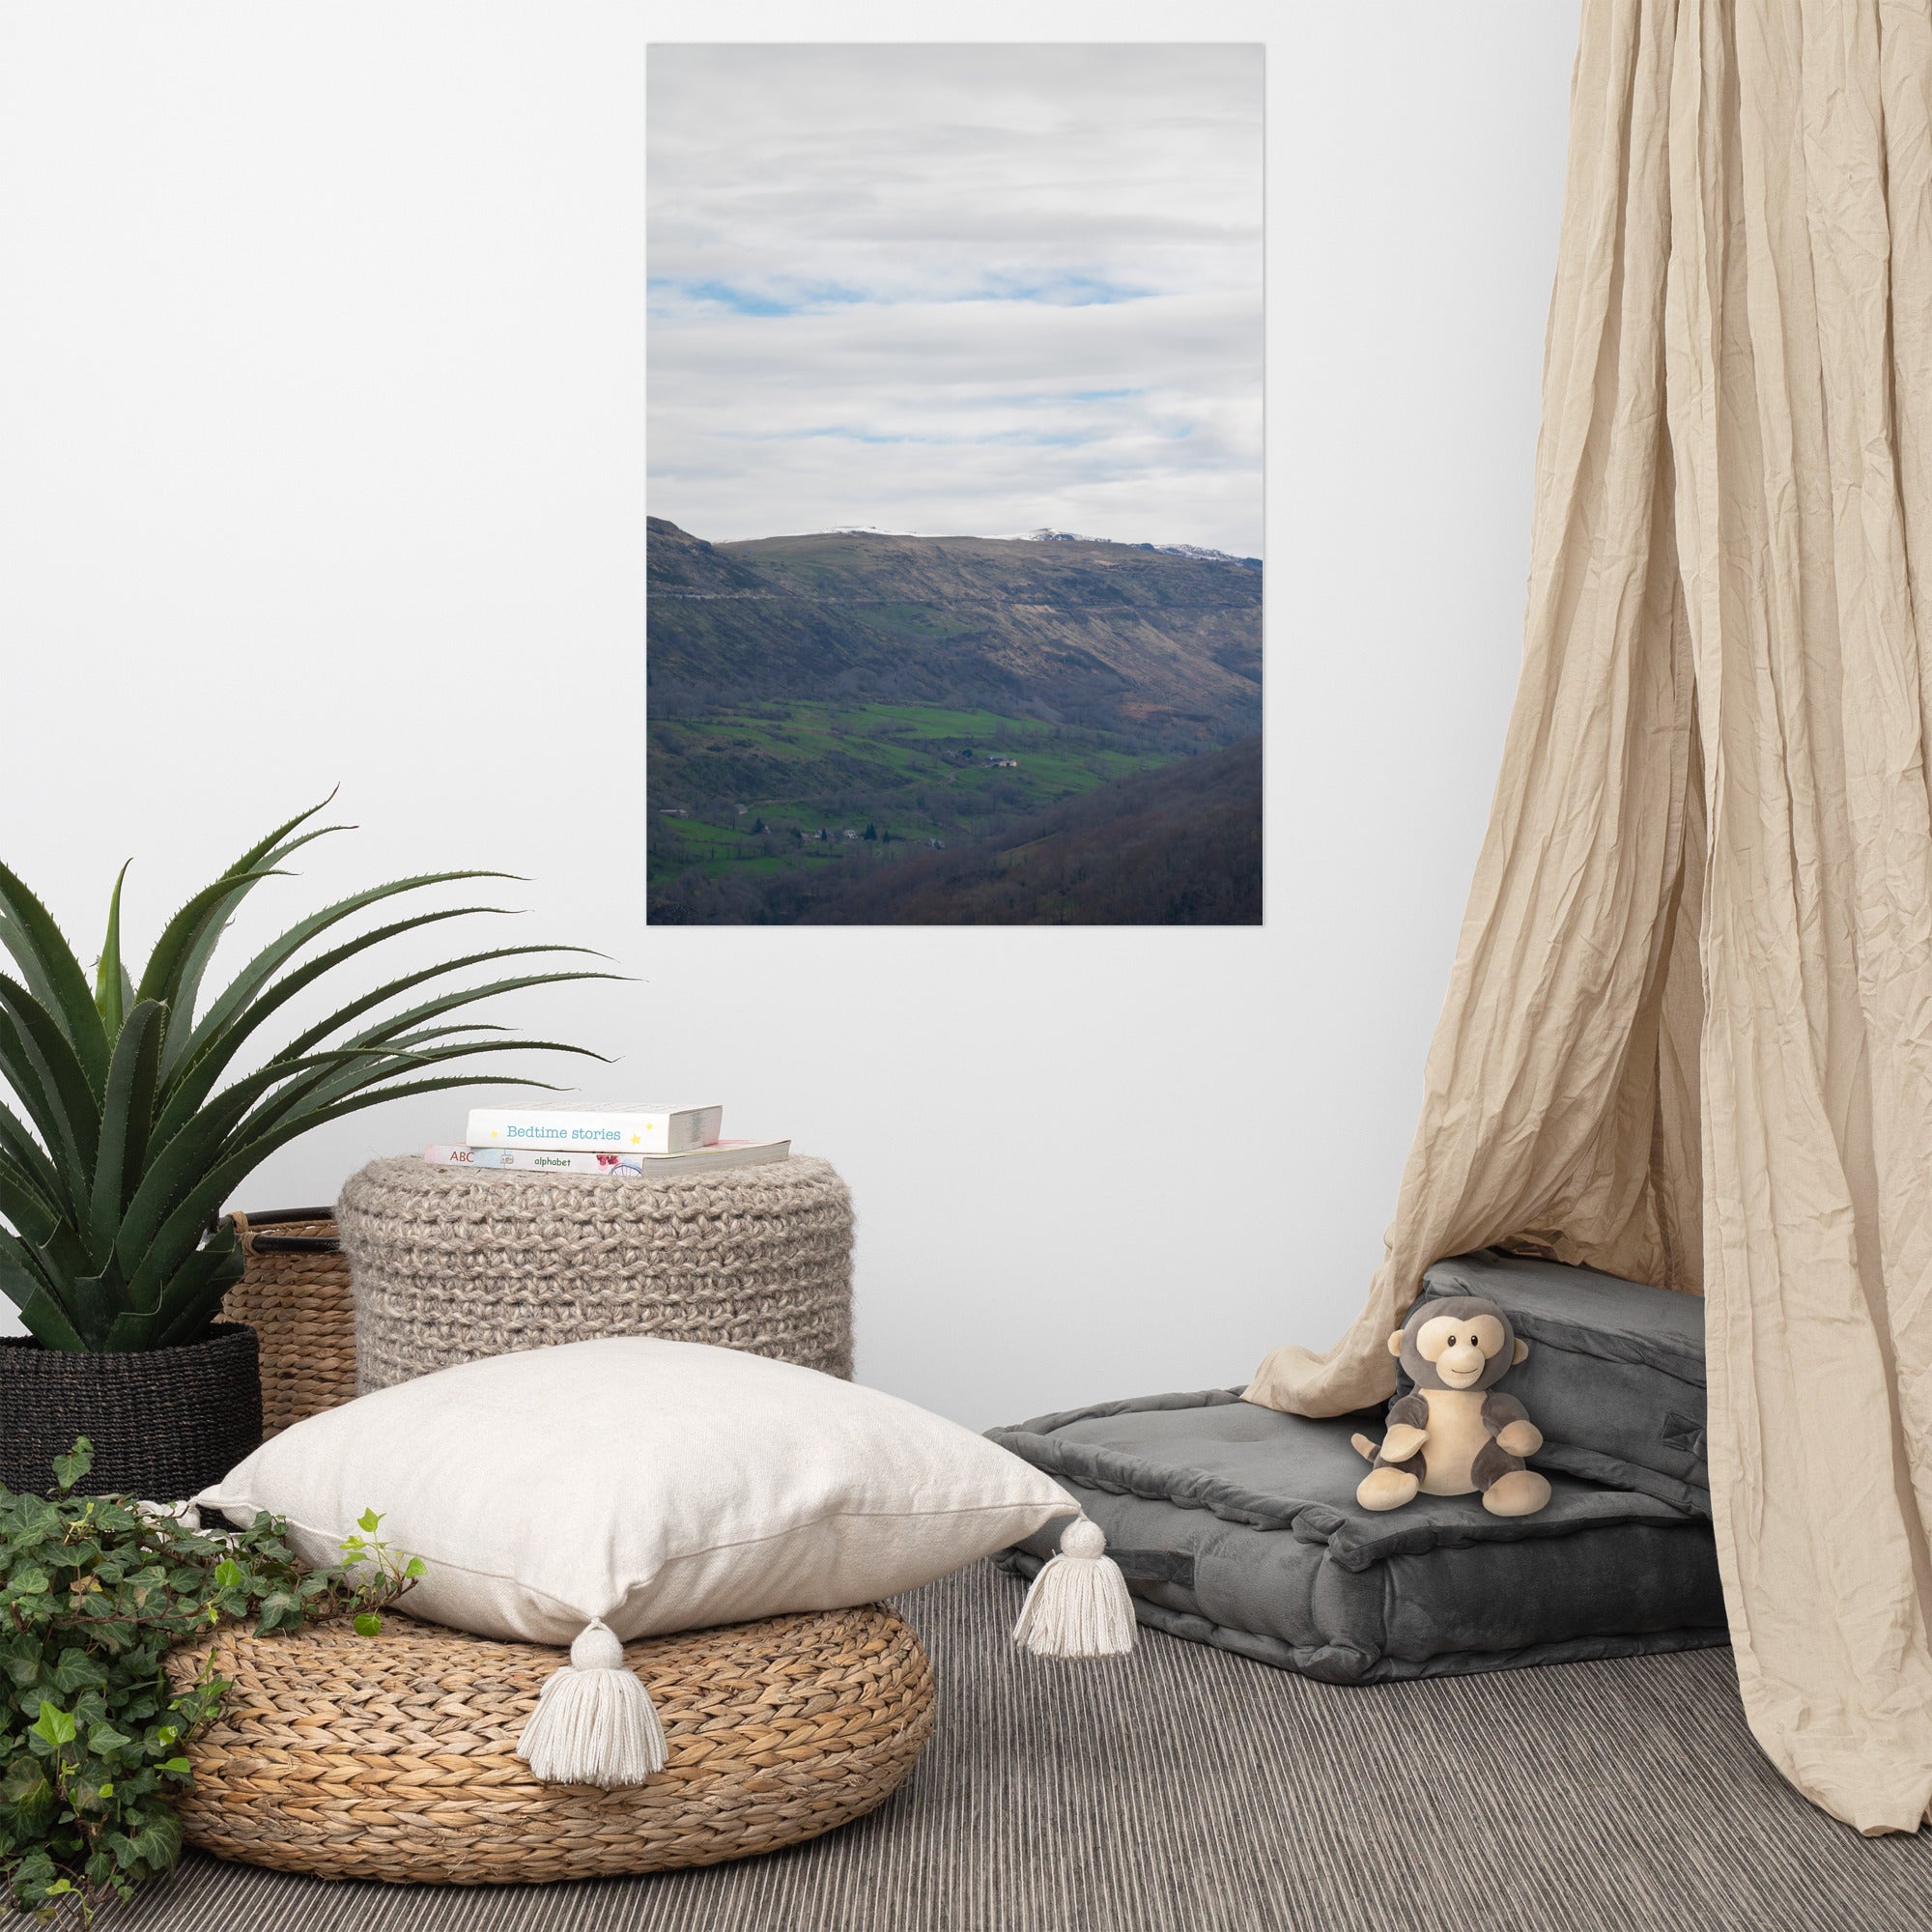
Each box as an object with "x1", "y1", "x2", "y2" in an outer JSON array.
[{"x1": 0, "y1": 800, "x2": 608, "y2": 1498}]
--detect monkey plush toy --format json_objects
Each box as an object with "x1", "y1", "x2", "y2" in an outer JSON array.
[{"x1": 1350, "y1": 1294, "x2": 1552, "y2": 1517}]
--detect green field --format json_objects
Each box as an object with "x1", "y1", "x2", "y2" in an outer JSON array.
[{"x1": 647, "y1": 701, "x2": 1179, "y2": 902}]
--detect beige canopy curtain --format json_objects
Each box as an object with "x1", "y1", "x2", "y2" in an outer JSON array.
[{"x1": 1248, "y1": 0, "x2": 1932, "y2": 1834}]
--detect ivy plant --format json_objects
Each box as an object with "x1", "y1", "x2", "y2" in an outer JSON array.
[{"x1": 0, "y1": 1440, "x2": 419, "y2": 1923}]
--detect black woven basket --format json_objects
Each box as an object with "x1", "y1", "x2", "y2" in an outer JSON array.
[{"x1": 0, "y1": 1323, "x2": 263, "y2": 1501}]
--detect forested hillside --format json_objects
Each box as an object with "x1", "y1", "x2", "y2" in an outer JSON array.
[{"x1": 802, "y1": 734, "x2": 1263, "y2": 925}]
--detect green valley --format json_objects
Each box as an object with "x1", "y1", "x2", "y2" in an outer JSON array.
[
  {"x1": 646, "y1": 521, "x2": 1262, "y2": 923},
  {"x1": 648, "y1": 701, "x2": 1183, "y2": 919}
]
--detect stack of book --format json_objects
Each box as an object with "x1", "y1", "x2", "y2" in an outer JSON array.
[{"x1": 424, "y1": 1103, "x2": 789, "y2": 1178}]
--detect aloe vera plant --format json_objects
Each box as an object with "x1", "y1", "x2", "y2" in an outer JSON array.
[{"x1": 0, "y1": 802, "x2": 611, "y2": 1352}]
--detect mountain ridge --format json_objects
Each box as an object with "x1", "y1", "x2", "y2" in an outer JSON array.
[
  {"x1": 647, "y1": 518, "x2": 1262, "y2": 745},
  {"x1": 987, "y1": 526, "x2": 1262, "y2": 567}
]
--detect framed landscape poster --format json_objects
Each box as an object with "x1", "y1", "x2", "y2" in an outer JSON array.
[{"x1": 646, "y1": 43, "x2": 1263, "y2": 924}]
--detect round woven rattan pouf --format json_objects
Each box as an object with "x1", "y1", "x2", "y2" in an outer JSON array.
[
  {"x1": 168, "y1": 1603, "x2": 933, "y2": 1884},
  {"x1": 337, "y1": 1154, "x2": 854, "y2": 1392}
]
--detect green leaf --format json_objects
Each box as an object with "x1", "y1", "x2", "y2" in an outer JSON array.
[
  {"x1": 153, "y1": 799, "x2": 349, "y2": 1077},
  {"x1": 95, "y1": 859, "x2": 131, "y2": 1037},
  {"x1": 49, "y1": 1647, "x2": 107, "y2": 1695},
  {"x1": 160, "y1": 880, "x2": 527, "y2": 1109},
  {"x1": 156, "y1": 1757, "x2": 191, "y2": 1776},
  {"x1": 0, "y1": 1021, "x2": 92, "y2": 1236},
  {"x1": 234, "y1": 1034, "x2": 603, "y2": 1156},
  {"x1": 356, "y1": 1508, "x2": 381, "y2": 1534},
  {"x1": 0, "y1": 859, "x2": 111, "y2": 1094},
  {"x1": 272, "y1": 962, "x2": 614, "y2": 1082},
  {"x1": 87, "y1": 1721, "x2": 132, "y2": 1754},
  {"x1": 136, "y1": 1037, "x2": 417, "y2": 1219},
  {"x1": 97, "y1": 1311, "x2": 157, "y2": 1352},
  {"x1": 156, "y1": 906, "x2": 517, "y2": 1127},
  {"x1": 2, "y1": 1648, "x2": 43, "y2": 1690},
  {"x1": 0, "y1": 1094, "x2": 67, "y2": 1223},
  {"x1": 0, "y1": 1236, "x2": 87, "y2": 1350},
  {"x1": 32, "y1": 1702, "x2": 76, "y2": 1748},
  {"x1": 88, "y1": 998, "x2": 166, "y2": 1269},
  {"x1": 50, "y1": 1438, "x2": 93, "y2": 1492},
  {"x1": 106, "y1": 1808, "x2": 181, "y2": 1871},
  {"x1": 274, "y1": 960, "x2": 618, "y2": 1071},
  {"x1": 352, "y1": 1612, "x2": 382, "y2": 1637},
  {"x1": 0, "y1": 972, "x2": 101, "y2": 1194},
  {"x1": 135, "y1": 794, "x2": 346, "y2": 1035},
  {"x1": 0, "y1": 1765, "x2": 51, "y2": 1827},
  {"x1": 114, "y1": 1053, "x2": 384, "y2": 1285},
  {"x1": 112, "y1": 1239, "x2": 243, "y2": 1352},
  {"x1": 67, "y1": 1270, "x2": 134, "y2": 1352},
  {"x1": 211, "y1": 1559, "x2": 242, "y2": 1589},
  {"x1": 0, "y1": 1160, "x2": 60, "y2": 1255},
  {"x1": 133, "y1": 866, "x2": 283, "y2": 1015},
  {"x1": 404, "y1": 1556, "x2": 426, "y2": 1579},
  {"x1": 253, "y1": 1588, "x2": 300, "y2": 1632}
]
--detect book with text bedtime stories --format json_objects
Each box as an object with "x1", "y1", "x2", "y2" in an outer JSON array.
[
  {"x1": 425, "y1": 1140, "x2": 789, "y2": 1177},
  {"x1": 464, "y1": 1103, "x2": 724, "y2": 1152}
]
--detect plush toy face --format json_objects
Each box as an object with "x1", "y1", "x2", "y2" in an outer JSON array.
[{"x1": 1386, "y1": 1293, "x2": 1527, "y2": 1392}]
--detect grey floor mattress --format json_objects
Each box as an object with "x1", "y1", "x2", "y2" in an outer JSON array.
[
  {"x1": 1422, "y1": 1248, "x2": 1709, "y2": 1514},
  {"x1": 991, "y1": 1390, "x2": 1725, "y2": 1683}
]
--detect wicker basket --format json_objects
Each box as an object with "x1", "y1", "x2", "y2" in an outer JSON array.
[
  {"x1": 168, "y1": 1602, "x2": 934, "y2": 1884},
  {"x1": 220, "y1": 1208, "x2": 358, "y2": 1437}
]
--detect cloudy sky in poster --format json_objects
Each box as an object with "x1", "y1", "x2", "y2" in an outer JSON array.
[{"x1": 647, "y1": 44, "x2": 1263, "y2": 554}]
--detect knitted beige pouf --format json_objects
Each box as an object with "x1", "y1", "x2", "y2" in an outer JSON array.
[
  {"x1": 168, "y1": 1603, "x2": 933, "y2": 1884},
  {"x1": 336, "y1": 1155, "x2": 854, "y2": 1392}
]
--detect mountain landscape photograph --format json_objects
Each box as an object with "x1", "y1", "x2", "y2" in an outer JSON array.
[{"x1": 646, "y1": 44, "x2": 1263, "y2": 924}]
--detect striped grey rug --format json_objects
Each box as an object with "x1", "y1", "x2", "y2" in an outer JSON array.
[{"x1": 128, "y1": 1561, "x2": 1931, "y2": 1932}]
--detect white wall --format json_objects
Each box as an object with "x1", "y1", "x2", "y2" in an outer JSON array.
[{"x1": 0, "y1": 1, "x2": 1578, "y2": 1426}]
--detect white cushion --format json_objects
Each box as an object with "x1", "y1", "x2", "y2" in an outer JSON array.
[{"x1": 196, "y1": 1338, "x2": 1077, "y2": 1645}]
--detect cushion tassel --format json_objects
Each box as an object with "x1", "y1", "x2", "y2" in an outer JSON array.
[
  {"x1": 516, "y1": 1619, "x2": 668, "y2": 1785},
  {"x1": 1011, "y1": 1517, "x2": 1135, "y2": 1659}
]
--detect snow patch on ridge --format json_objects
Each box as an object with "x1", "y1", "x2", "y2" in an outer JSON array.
[
  {"x1": 813, "y1": 524, "x2": 1262, "y2": 567},
  {"x1": 986, "y1": 527, "x2": 1261, "y2": 567}
]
